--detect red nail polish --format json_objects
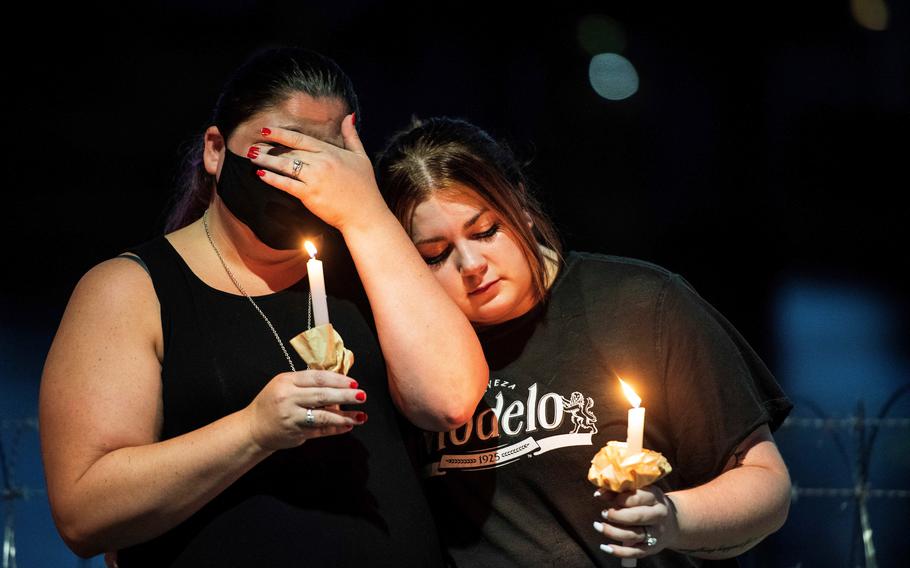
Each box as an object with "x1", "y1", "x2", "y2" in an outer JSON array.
[
  {"x1": 260, "y1": 127, "x2": 271, "y2": 136},
  {"x1": 352, "y1": 112, "x2": 356, "y2": 126},
  {"x1": 357, "y1": 412, "x2": 367, "y2": 423},
  {"x1": 247, "y1": 147, "x2": 259, "y2": 159},
  {"x1": 349, "y1": 380, "x2": 359, "y2": 389},
  {"x1": 355, "y1": 392, "x2": 366, "y2": 402},
  {"x1": 256, "y1": 169, "x2": 266, "y2": 177}
]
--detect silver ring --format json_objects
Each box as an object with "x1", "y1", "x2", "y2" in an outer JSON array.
[
  {"x1": 291, "y1": 158, "x2": 304, "y2": 177},
  {"x1": 644, "y1": 527, "x2": 657, "y2": 548},
  {"x1": 304, "y1": 407, "x2": 316, "y2": 427}
]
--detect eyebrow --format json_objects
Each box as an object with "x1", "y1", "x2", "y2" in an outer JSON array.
[{"x1": 413, "y1": 208, "x2": 489, "y2": 245}]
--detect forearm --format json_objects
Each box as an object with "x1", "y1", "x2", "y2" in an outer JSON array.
[
  {"x1": 53, "y1": 409, "x2": 272, "y2": 557},
  {"x1": 667, "y1": 463, "x2": 791, "y2": 559},
  {"x1": 342, "y1": 211, "x2": 487, "y2": 430}
]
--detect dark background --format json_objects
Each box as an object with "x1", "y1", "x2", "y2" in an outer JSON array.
[{"x1": 2, "y1": 1, "x2": 908, "y2": 566}]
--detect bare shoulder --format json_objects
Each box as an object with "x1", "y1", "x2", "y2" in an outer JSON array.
[
  {"x1": 44, "y1": 255, "x2": 163, "y2": 381},
  {"x1": 78, "y1": 255, "x2": 157, "y2": 299},
  {"x1": 67, "y1": 256, "x2": 161, "y2": 343}
]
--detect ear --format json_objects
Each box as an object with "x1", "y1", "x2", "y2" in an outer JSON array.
[
  {"x1": 203, "y1": 126, "x2": 225, "y2": 177},
  {"x1": 516, "y1": 183, "x2": 534, "y2": 230}
]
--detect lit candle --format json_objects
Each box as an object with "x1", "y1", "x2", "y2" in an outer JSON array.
[
  {"x1": 619, "y1": 378, "x2": 645, "y2": 457},
  {"x1": 618, "y1": 378, "x2": 645, "y2": 568},
  {"x1": 304, "y1": 241, "x2": 329, "y2": 326}
]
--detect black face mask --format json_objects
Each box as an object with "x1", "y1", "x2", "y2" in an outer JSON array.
[{"x1": 216, "y1": 148, "x2": 332, "y2": 250}]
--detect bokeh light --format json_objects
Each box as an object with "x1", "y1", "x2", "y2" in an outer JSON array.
[
  {"x1": 577, "y1": 14, "x2": 627, "y2": 55},
  {"x1": 588, "y1": 53, "x2": 639, "y2": 101},
  {"x1": 850, "y1": 0, "x2": 889, "y2": 31}
]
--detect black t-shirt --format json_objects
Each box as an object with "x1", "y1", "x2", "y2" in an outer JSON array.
[
  {"x1": 419, "y1": 251, "x2": 792, "y2": 567},
  {"x1": 117, "y1": 236, "x2": 443, "y2": 568}
]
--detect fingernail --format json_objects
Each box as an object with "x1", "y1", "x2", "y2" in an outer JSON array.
[
  {"x1": 260, "y1": 127, "x2": 271, "y2": 136},
  {"x1": 600, "y1": 544, "x2": 614, "y2": 555},
  {"x1": 256, "y1": 169, "x2": 265, "y2": 177},
  {"x1": 351, "y1": 112, "x2": 356, "y2": 126},
  {"x1": 593, "y1": 489, "x2": 602, "y2": 498},
  {"x1": 355, "y1": 392, "x2": 366, "y2": 402},
  {"x1": 247, "y1": 146, "x2": 259, "y2": 159},
  {"x1": 349, "y1": 380, "x2": 359, "y2": 389},
  {"x1": 601, "y1": 509, "x2": 609, "y2": 520},
  {"x1": 593, "y1": 521, "x2": 604, "y2": 533},
  {"x1": 356, "y1": 412, "x2": 367, "y2": 423}
]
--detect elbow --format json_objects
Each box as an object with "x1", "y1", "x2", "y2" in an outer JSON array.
[
  {"x1": 418, "y1": 403, "x2": 474, "y2": 432},
  {"x1": 50, "y1": 493, "x2": 109, "y2": 558},
  {"x1": 422, "y1": 372, "x2": 486, "y2": 432},
  {"x1": 769, "y1": 469, "x2": 792, "y2": 535},
  {"x1": 55, "y1": 515, "x2": 105, "y2": 559},
  {"x1": 753, "y1": 466, "x2": 792, "y2": 542},
  {"x1": 436, "y1": 369, "x2": 486, "y2": 430},
  {"x1": 439, "y1": 406, "x2": 475, "y2": 431}
]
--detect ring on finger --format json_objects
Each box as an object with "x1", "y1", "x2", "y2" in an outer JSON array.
[
  {"x1": 304, "y1": 407, "x2": 316, "y2": 427},
  {"x1": 291, "y1": 158, "x2": 304, "y2": 177},
  {"x1": 643, "y1": 527, "x2": 658, "y2": 548}
]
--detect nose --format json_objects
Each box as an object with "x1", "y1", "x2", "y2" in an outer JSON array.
[{"x1": 456, "y1": 242, "x2": 487, "y2": 279}]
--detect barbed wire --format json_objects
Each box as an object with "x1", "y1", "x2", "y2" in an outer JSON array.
[
  {"x1": 792, "y1": 485, "x2": 910, "y2": 501},
  {"x1": 1, "y1": 488, "x2": 45, "y2": 502},
  {"x1": 0, "y1": 420, "x2": 36, "y2": 431},
  {"x1": 781, "y1": 417, "x2": 910, "y2": 429}
]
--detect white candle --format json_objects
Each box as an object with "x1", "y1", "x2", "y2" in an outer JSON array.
[
  {"x1": 618, "y1": 378, "x2": 645, "y2": 568},
  {"x1": 627, "y1": 406, "x2": 645, "y2": 456},
  {"x1": 304, "y1": 241, "x2": 329, "y2": 326},
  {"x1": 618, "y1": 378, "x2": 645, "y2": 456}
]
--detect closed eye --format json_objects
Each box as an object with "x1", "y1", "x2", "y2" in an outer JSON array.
[
  {"x1": 472, "y1": 223, "x2": 500, "y2": 240},
  {"x1": 424, "y1": 247, "x2": 451, "y2": 267}
]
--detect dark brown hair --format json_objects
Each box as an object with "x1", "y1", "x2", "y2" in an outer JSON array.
[
  {"x1": 375, "y1": 117, "x2": 563, "y2": 302},
  {"x1": 165, "y1": 47, "x2": 360, "y2": 232}
]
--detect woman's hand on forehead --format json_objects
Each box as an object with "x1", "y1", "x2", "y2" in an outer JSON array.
[{"x1": 247, "y1": 114, "x2": 386, "y2": 233}]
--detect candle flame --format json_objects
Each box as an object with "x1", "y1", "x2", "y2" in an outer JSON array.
[
  {"x1": 304, "y1": 240, "x2": 318, "y2": 259},
  {"x1": 618, "y1": 378, "x2": 641, "y2": 408}
]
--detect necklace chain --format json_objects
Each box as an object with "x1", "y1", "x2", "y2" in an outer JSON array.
[{"x1": 203, "y1": 209, "x2": 305, "y2": 372}]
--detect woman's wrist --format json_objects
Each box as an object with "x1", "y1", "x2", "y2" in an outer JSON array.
[{"x1": 340, "y1": 207, "x2": 403, "y2": 245}]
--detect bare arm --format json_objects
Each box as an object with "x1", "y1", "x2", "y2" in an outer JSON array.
[
  {"x1": 342, "y1": 212, "x2": 487, "y2": 431},
  {"x1": 596, "y1": 424, "x2": 791, "y2": 560},
  {"x1": 256, "y1": 116, "x2": 488, "y2": 431},
  {"x1": 666, "y1": 424, "x2": 791, "y2": 558},
  {"x1": 40, "y1": 259, "x2": 364, "y2": 556}
]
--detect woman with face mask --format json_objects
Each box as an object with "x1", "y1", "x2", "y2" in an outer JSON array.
[
  {"x1": 39, "y1": 49, "x2": 486, "y2": 567},
  {"x1": 376, "y1": 117, "x2": 793, "y2": 567}
]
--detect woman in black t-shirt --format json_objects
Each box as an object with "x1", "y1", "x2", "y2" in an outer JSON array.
[
  {"x1": 376, "y1": 117, "x2": 792, "y2": 567},
  {"x1": 39, "y1": 50, "x2": 487, "y2": 566}
]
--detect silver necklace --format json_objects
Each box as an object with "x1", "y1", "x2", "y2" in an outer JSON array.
[{"x1": 203, "y1": 209, "x2": 311, "y2": 372}]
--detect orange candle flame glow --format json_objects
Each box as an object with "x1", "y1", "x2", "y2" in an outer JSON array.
[{"x1": 618, "y1": 378, "x2": 641, "y2": 408}]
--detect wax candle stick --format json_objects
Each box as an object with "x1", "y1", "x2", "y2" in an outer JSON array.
[
  {"x1": 304, "y1": 241, "x2": 329, "y2": 326},
  {"x1": 618, "y1": 378, "x2": 645, "y2": 568},
  {"x1": 619, "y1": 378, "x2": 645, "y2": 457}
]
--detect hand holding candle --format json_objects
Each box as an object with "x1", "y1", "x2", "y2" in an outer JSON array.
[{"x1": 588, "y1": 378, "x2": 672, "y2": 567}]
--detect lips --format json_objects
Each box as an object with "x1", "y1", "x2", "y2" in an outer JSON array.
[{"x1": 468, "y1": 278, "x2": 501, "y2": 296}]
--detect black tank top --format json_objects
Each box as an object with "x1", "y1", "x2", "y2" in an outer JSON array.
[{"x1": 116, "y1": 235, "x2": 443, "y2": 567}]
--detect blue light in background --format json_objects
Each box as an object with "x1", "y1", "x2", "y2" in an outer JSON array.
[
  {"x1": 774, "y1": 279, "x2": 905, "y2": 416},
  {"x1": 1, "y1": 315, "x2": 106, "y2": 567},
  {"x1": 760, "y1": 278, "x2": 910, "y2": 567}
]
